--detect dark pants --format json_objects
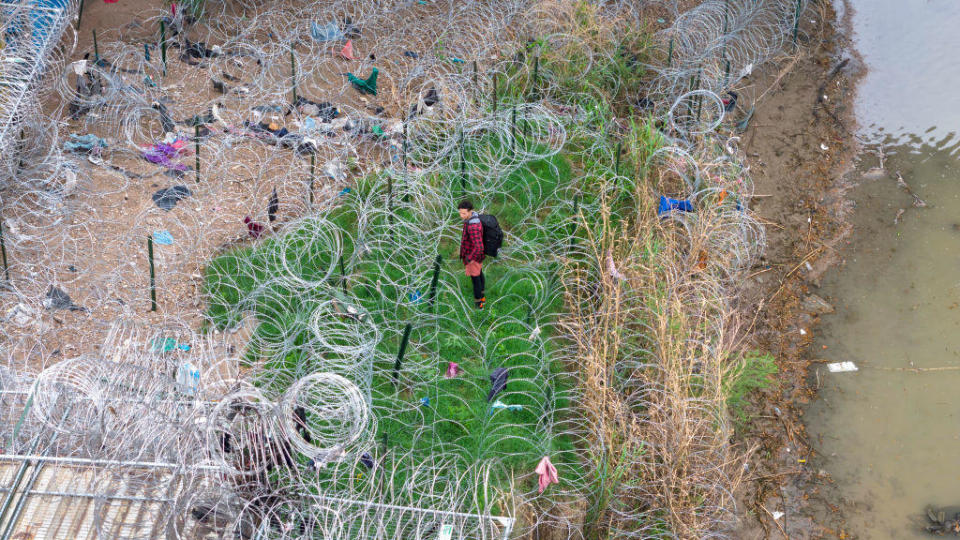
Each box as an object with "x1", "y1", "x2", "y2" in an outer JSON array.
[{"x1": 471, "y1": 271, "x2": 485, "y2": 302}]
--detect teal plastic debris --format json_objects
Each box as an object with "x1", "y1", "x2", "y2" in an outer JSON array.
[
  {"x1": 64, "y1": 133, "x2": 107, "y2": 154},
  {"x1": 347, "y1": 68, "x2": 378, "y2": 95},
  {"x1": 150, "y1": 337, "x2": 177, "y2": 353},
  {"x1": 311, "y1": 21, "x2": 344, "y2": 42},
  {"x1": 152, "y1": 230, "x2": 174, "y2": 245},
  {"x1": 408, "y1": 290, "x2": 423, "y2": 304},
  {"x1": 339, "y1": 187, "x2": 351, "y2": 196},
  {"x1": 490, "y1": 400, "x2": 523, "y2": 413},
  {"x1": 178, "y1": 343, "x2": 190, "y2": 351},
  {"x1": 419, "y1": 397, "x2": 430, "y2": 407}
]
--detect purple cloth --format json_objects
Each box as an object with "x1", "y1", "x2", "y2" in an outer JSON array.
[{"x1": 143, "y1": 143, "x2": 188, "y2": 171}]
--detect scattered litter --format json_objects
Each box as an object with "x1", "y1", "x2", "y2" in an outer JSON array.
[
  {"x1": 408, "y1": 290, "x2": 423, "y2": 304},
  {"x1": 5, "y1": 303, "x2": 36, "y2": 327},
  {"x1": 529, "y1": 326, "x2": 541, "y2": 340},
  {"x1": 44, "y1": 286, "x2": 84, "y2": 311},
  {"x1": 799, "y1": 328, "x2": 806, "y2": 335},
  {"x1": 152, "y1": 185, "x2": 192, "y2": 211},
  {"x1": 403, "y1": 51, "x2": 419, "y2": 59},
  {"x1": 827, "y1": 361, "x2": 858, "y2": 373},
  {"x1": 176, "y1": 362, "x2": 200, "y2": 395},
  {"x1": 487, "y1": 367, "x2": 509, "y2": 402},
  {"x1": 490, "y1": 400, "x2": 522, "y2": 413},
  {"x1": 606, "y1": 249, "x2": 625, "y2": 280},
  {"x1": 820, "y1": 143, "x2": 829, "y2": 151},
  {"x1": 894, "y1": 208, "x2": 905, "y2": 225},
  {"x1": 535, "y1": 456, "x2": 559, "y2": 493},
  {"x1": 359, "y1": 452, "x2": 374, "y2": 469},
  {"x1": 293, "y1": 98, "x2": 339, "y2": 121},
  {"x1": 739, "y1": 63, "x2": 753, "y2": 78},
  {"x1": 324, "y1": 159, "x2": 347, "y2": 182},
  {"x1": 419, "y1": 397, "x2": 430, "y2": 407},
  {"x1": 150, "y1": 337, "x2": 177, "y2": 353},
  {"x1": 152, "y1": 230, "x2": 174, "y2": 245},
  {"x1": 63, "y1": 133, "x2": 107, "y2": 154},
  {"x1": 310, "y1": 21, "x2": 344, "y2": 42},
  {"x1": 771, "y1": 511, "x2": 784, "y2": 520},
  {"x1": 912, "y1": 193, "x2": 928, "y2": 208},
  {"x1": 802, "y1": 294, "x2": 834, "y2": 314},
  {"x1": 445, "y1": 362, "x2": 459, "y2": 378}
]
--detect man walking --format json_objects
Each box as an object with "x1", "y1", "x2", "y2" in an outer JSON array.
[{"x1": 458, "y1": 200, "x2": 485, "y2": 309}]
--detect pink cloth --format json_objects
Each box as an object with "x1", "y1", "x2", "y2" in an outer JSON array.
[
  {"x1": 445, "y1": 362, "x2": 459, "y2": 378},
  {"x1": 340, "y1": 40, "x2": 356, "y2": 60},
  {"x1": 535, "y1": 456, "x2": 558, "y2": 493}
]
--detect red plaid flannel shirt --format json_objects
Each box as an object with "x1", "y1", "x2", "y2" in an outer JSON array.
[{"x1": 460, "y1": 213, "x2": 485, "y2": 264}]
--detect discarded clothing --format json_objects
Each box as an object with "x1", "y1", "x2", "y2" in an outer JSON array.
[
  {"x1": 180, "y1": 40, "x2": 221, "y2": 65},
  {"x1": 722, "y1": 91, "x2": 738, "y2": 112},
  {"x1": 340, "y1": 40, "x2": 355, "y2": 60},
  {"x1": 657, "y1": 195, "x2": 694, "y2": 216},
  {"x1": 403, "y1": 51, "x2": 419, "y2": 59},
  {"x1": 152, "y1": 230, "x2": 174, "y2": 245},
  {"x1": 151, "y1": 102, "x2": 178, "y2": 134},
  {"x1": 244, "y1": 216, "x2": 265, "y2": 238},
  {"x1": 347, "y1": 68, "x2": 378, "y2": 95},
  {"x1": 423, "y1": 86, "x2": 439, "y2": 107},
  {"x1": 359, "y1": 452, "x2": 374, "y2": 469},
  {"x1": 311, "y1": 21, "x2": 344, "y2": 42},
  {"x1": 535, "y1": 456, "x2": 559, "y2": 493},
  {"x1": 487, "y1": 367, "x2": 509, "y2": 402},
  {"x1": 63, "y1": 133, "x2": 107, "y2": 154},
  {"x1": 44, "y1": 286, "x2": 84, "y2": 311},
  {"x1": 268, "y1": 188, "x2": 279, "y2": 223},
  {"x1": 445, "y1": 362, "x2": 459, "y2": 378},
  {"x1": 143, "y1": 140, "x2": 189, "y2": 171},
  {"x1": 152, "y1": 185, "x2": 192, "y2": 211}
]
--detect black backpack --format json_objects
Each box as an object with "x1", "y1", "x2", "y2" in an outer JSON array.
[{"x1": 477, "y1": 214, "x2": 503, "y2": 257}]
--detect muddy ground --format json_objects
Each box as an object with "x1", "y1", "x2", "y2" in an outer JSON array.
[{"x1": 733, "y1": 1, "x2": 862, "y2": 538}]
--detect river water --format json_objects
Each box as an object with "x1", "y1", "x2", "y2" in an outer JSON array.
[{"x1": 803, "y1": 1, "x2": 960, "y2": 537}]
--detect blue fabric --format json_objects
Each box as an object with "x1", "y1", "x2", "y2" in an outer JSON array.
[
  {"x1": 657, "y1": 195, "x2": 694, "y2": 215},
  {"x1": 64, "y1": 133, "x2": 107, "y2": 153},
  {"x1": 311, "y1": 21, "x2": 344, "y2": 42},
  {"x1": 153, "y1": 230, "x2": 174, "y2": 245}
]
